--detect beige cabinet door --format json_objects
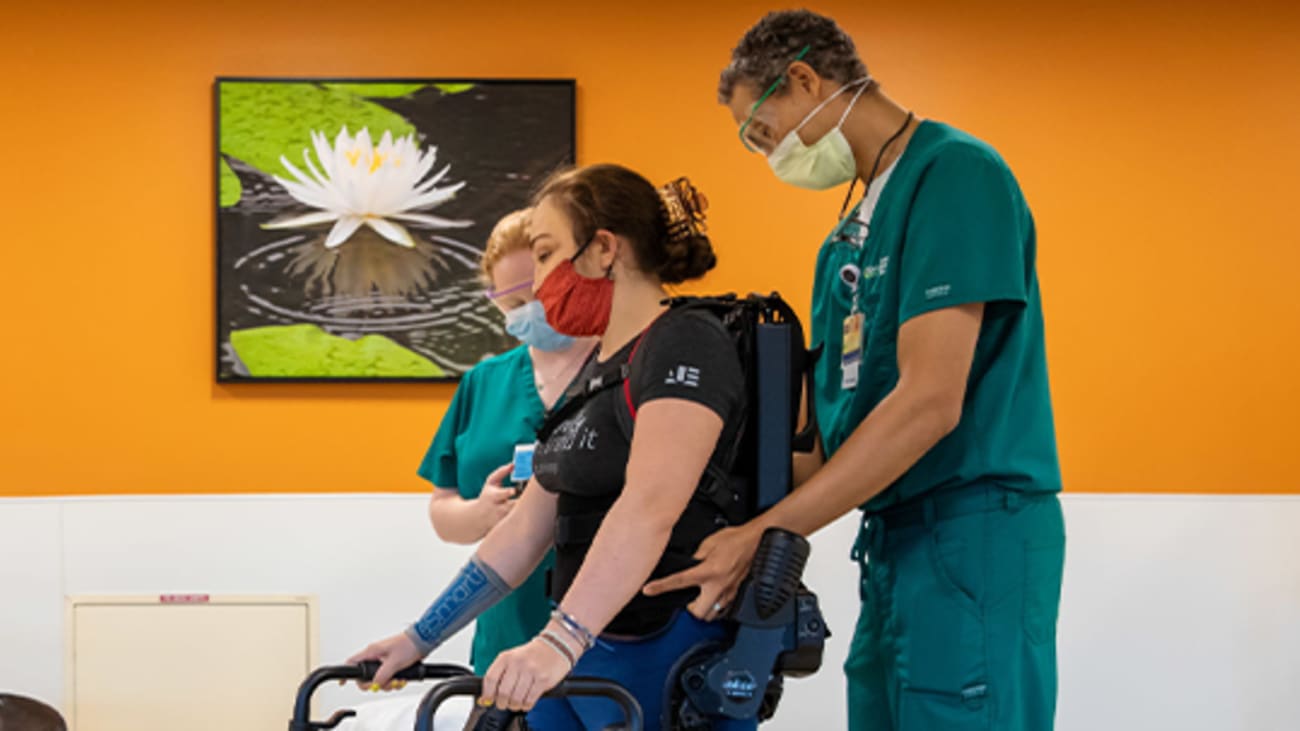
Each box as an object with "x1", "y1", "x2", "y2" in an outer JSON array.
[{"x1": 67, "y1": 595, "x2": 317, "y2": 731}]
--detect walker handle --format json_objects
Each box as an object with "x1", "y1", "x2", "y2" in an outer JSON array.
[
  {"x1": 289, "y1": 662, "x2": 472, "y2": 731},
  {"x1": 414, "y1": 675, "x2": 643, "y2": 731}
]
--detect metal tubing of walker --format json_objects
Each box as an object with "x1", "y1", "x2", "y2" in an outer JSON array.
[
  {"x1": 290, "y1": 662, "x2": 472, "y2": 730},
  {"x1": 415, "y1": 675, "x2": 644, "y2": 731}
]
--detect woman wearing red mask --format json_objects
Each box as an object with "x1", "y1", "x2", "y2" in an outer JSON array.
[{"x1": 351, "y1": 164, "x2": 753, "y2": 731}]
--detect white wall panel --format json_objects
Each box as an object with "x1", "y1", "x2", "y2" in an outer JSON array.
[{"x1": 0, "y1": 493, "x2": 1296, "y2": 731}]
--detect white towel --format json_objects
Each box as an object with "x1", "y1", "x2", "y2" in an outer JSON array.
[{"x1": 334, "y1": 694, "x2": 471, "y2": 731}]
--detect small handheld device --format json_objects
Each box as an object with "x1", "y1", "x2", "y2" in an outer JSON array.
[{"x1": 510, "y1": 443, "x2": 536, "y2": 488}]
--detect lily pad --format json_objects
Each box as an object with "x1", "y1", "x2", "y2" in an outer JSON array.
[
  {"x1": 321, "y1": 82, "x2": 428, "y2": 98},
  {"x1": 433, "y1": 83, "x2": 475, "y2": 95},
  {"x1": 218, "y1": 81, "x2": 418, "y2": 206},
  {"x1": 218, "y1": 157, "x2": 241, "y2": 207},
  {"x1": 230, "y1": 324, "x2": 446, "y2": 378}
]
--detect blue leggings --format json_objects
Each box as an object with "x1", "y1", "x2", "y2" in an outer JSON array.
[{"x1": 526, "y1": 611, "x2": 758, "y2": 731}]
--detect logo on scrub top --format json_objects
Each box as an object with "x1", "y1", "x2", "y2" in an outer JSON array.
[
  {"x1": 925, "y1": 284, "x2": 952, "y2": 300},
  {"x1": 861, "y1": 256, "x2": 889, "y2": 281}
]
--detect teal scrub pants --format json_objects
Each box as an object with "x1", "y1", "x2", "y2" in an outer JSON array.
[{"x1": 846, "y1": 484, "x2": 1065, "y2": 731}]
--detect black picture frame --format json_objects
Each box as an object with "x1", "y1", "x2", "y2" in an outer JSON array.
[{"x1": 214, "y1": 77, "x2": 577, "y2": 383}]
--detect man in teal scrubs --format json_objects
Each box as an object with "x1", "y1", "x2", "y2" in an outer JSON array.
[{"x1": 643, "y1": 10, "x2": 1066, "y2": 730}]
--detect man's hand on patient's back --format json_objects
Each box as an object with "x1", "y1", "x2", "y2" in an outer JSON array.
[{"x1": 641, "y1": 522, "x2": 765, "y2": 620}]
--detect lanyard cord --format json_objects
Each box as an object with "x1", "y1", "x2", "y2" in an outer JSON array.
[{"x1": 838, "y1": 110, "x2": 916, "y2": 221}]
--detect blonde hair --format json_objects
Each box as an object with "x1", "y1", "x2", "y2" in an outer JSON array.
[{"x1": 480, "y1": 208, "x2": 532, "y2": 284}]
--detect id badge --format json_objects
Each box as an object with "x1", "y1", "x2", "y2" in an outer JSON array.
[
  {"x1": 511, "y1": 443, "x2": 536, "y2": 487},
  {"x1": 841, "y1": 312, "x2": 864, "y2": 390}
]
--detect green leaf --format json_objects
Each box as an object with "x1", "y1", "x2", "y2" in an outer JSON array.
[
  {"x1": 321, "y1": 82, "x2": 428, "y2": 98},
  {"x1": 218, "y1": 156, "x2": 241, "y2": 208},
  {"x1": 230, "y1": 324, "x2": 446, "y2": 378},
  {"x1": 218, "y1": 81, "x2": 419, "y2": 184},
  {"x1": 433, "y1": 83, "x2": 475, "y2": 95}
]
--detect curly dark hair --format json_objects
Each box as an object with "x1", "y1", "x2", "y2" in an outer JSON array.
[{"x1": 719, "y1": 10, "x2": 868, "y2": 103}]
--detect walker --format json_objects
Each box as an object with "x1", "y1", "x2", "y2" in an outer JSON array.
[
  {"x1": 288, "y1": 661, "x2": 472, "y2": 731},
  {"x1": 289, "y1": 661, "x2": 642, "y2": 731}
]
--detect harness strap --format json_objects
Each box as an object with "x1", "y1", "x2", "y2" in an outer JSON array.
[
  {"x1": 536, "y1": 317, "x2": 657, "y2": 442},
  {"x1": 622, "y1": 330, "x2": 650, "y2": 419},
  {"x1": 555, "y1": 511, "x2": 606, "y2": 547}
]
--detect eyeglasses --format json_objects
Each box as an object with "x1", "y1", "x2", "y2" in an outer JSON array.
[
  {"x1": 738, "y1": 45, "x2": 811, "y2": 154},
  {"x1": 485, "y1": 280, "x2": 532, "y2": 299}
]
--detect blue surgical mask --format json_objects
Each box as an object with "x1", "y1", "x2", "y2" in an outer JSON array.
[{"x1": 504, "y1": 300, "x2": 575, "y2": 352}]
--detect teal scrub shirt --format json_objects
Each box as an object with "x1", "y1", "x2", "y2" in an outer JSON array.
[
  {"x1": 417, "y1": 345, "x2": 554, "y2": 675},
  {"x1": 809, "y1": 121, "x2": 1066, "y2": 730},
  {"x1": 810, "y1": 120, "x2": 1062, "y2": 510}
]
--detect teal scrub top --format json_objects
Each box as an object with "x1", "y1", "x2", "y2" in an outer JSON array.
[
  {"x1": 810, "y1": 121, "x2": 1062, "y2": 513},
  {"x1": 417, "y1": 345, "x2": 554, "y2": 674}
]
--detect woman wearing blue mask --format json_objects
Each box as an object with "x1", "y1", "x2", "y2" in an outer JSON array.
[
  {"x1": 419, "y1": 208, "x2": 596, "y2": 676},
  {"x1": 644, "y1": 10, "x2": 1066, "y2": 731}
]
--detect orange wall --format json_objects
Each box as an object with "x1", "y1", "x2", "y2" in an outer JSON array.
[{"x1": 2, "y1": 1, "x2": 1298, "y2": 496}]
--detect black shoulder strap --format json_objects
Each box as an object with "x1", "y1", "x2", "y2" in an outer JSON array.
[
  {"x1": 535, "y1": 315, "x2": 660, "y2": 443},
  {"x1": 535, "y1": 357, "x2": 628, "y2": 443}
]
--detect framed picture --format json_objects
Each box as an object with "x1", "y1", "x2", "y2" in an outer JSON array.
[{"x1": 215, "y1": 78, "x2": 576, "y2": 382}]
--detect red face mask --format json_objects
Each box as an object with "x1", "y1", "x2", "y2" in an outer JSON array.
[{"x1": 535, "y1": 239, "x2": 614, "y2": 337}]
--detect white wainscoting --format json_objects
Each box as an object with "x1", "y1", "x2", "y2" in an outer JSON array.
[{"x1": 1, "y1": 493, "x2": 1297, "y2": 730}]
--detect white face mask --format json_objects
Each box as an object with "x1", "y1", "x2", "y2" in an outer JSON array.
[{"x1": 767, "y1": 78, "x2": 871, "y2": 191}]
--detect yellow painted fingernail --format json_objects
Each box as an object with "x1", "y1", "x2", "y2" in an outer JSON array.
[
  {"x1": 478, "y1": 697, "x2": 494, "y2": 707},
  {"x1": 370, "y1": 683, "x2": 380, "y2": 692}
]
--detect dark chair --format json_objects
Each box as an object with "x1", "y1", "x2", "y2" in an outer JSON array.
[{"x1": 0, "y1": 694, "x2": 66, "y2": 731}]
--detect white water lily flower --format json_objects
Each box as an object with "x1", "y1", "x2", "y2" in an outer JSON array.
[{"x1": 264, "y1": 126, "x2": 471, "y2": 249}]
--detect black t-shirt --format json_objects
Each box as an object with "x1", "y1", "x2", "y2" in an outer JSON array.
[{"x1": 533, "y1": 308, "x2": 745, "y2": 635}]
